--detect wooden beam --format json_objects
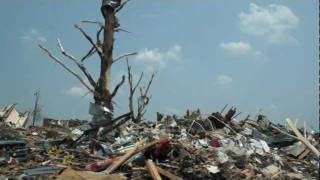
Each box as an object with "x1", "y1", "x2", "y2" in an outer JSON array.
[
  {"x1": 157, "y1": 167, "x2": 182, "y2": 180},
  {"x1": 298, "y1": 141, "x2": 319, "y2": 159},
  {"x1": 103, "y1": 140, "x2": 142, "y2": 174},
  {"x1": 146, "y1": 159, "x2": 162, "y2": 180}
]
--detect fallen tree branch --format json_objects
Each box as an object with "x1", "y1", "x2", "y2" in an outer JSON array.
[
  {"x1": 111, "y1": 75, "x2": 125, "y2": 98},
  {"x1": 57, "y1": 38, "x2": 97, "y2": 88},
  {"x1": 39, "y1": 45, "x2": 97, "y2": 97},
  {"x1": 113, "y1": 52, "x2": 137, "y2": 64}
]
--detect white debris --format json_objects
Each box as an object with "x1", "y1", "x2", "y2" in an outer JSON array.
[{"x1": 206, "y1": 165, "x2": 220, "y2": 174}]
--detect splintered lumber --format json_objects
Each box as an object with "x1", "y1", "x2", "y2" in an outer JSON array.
[
  {"x1": 298, "y1": 141, "x2": 319, "y2": 159},
  {"x1": 146, "y1": 159, "x2": 162, "y2": 180},
  {"x1": 103, "y1": 139, "x2": 163, "y2": 174},
  {"x1": 57, "y1": 168, "x2": 126, "y2": 180},
  {"x1": 157, "y1": 167, "x2": 183, "y2": 180},
  {"x1": 286, "y1": 118, "x2": 319, "y2": 157},
  {"x1": 103, "y1": 139, "x2": 145, "y2": 174}
]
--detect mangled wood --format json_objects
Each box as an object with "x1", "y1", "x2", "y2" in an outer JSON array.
[
  {"x1": 57, "y1": 168, "x2": 126, "y2": 180},
  {"x1": 103, "y1": 138, "x2": 164, "y2": 174},
  {"x1": 103, "y1": 140, "x2": 150, "y2": 174},
  {"x1": 286, "y1": 118, "x2": 319, "y2": 157},
  {"x1": 146, "y1": 159, "x2": 162, "y2": 180},
  {"x1": 298, "y1": 140, "x2": 319, "y2": 159},
  {"x1": 103, "y1": 141, "x2": 140, "y2": 174}
]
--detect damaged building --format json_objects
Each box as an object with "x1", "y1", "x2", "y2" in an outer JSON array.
[{"x1": 0, "y1": 104, "x2": 32, "y2": 128}]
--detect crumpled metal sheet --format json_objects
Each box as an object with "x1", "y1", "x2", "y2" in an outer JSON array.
[
  {"x1": 101, "y1": 0, "x2": 121, "y2": 10},
  {"x1": 89, "y1": 102, "x2": 113, "y2": 127},
  {"x1": 89, "y1": 102, "x2": 111, "y2": 116}
]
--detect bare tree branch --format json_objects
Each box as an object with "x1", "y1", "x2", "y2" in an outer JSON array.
[
  {"x1": 96, "y1": 26, "x2": 104, "y2": 47},
  {"x1": 113, "y1": 52, "x2": 137, "y2": 64},
  {"x1": 115, "y1": 0, "x2": 131, "y2": 13},
  {"x1": 81, "y1": 46, "x2": 96, "y2": 62},
  {"x1": 39, "y1": 45, "x2": 98, "y2": 97},
  {"x1": 82, "y1": 20, "x2": 104, "y2": 28},
  {"x1": 114, "y1": 28, "x2": 131, "y2": 33},
  {"x1": 127, "y1": 58, "x2": 135, "y2": 119},
  {"x1": 111, "y1": 75, "x2": 125, "y2": 98},
  {"x1": 135, "y1": 73, "x2": 155, "y2": 121},
  {"x1": 144, "y1": 72, "x2": 155, "y2": 97},
  {"x1": 133, "y1": 72, "x2": 144, "y2": 92},
  {"x1": 80, "y1": 20, "x2": 104, "y2": 48},
  {"x1": 126, "y1": 58, "x2": 155, "y2": 122},
  {"x1": 57, "y1": 38, "x2": 97, "y2": 88},
  {"x1": 74, "y1": 24, "x2": 103, "y2": 59}
]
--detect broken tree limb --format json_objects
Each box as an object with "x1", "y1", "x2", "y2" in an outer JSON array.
[
  {"x1": 113, "y1": 52, "x2": 137, "y2": 64},
  {"x1": 57, "y1": 38, "x2": 97, "y2": 88},
  {"x1": 39, "y1": 45, "x2": 98, "y2": 97},
  {"x1": 286, "y1": 118, "x2": 319, "y2": 157},
  {"x1": 74, "y1": 24, "x2": 103, "y2": 59},
  {"x1": 111, "y1": 75, "x2": 125, "y2": 98},
  {"x1": 146, "y1": 159, "x2": 162, "y2": 180}
]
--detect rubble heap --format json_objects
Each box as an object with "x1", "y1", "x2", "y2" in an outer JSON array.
[{"x1": 0, "y1": 108, "x2": 319, "y2": 179}]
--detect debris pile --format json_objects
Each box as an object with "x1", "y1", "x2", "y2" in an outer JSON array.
[{"x1": 0, "y1": 108, "x2": 319, "y2": 179}]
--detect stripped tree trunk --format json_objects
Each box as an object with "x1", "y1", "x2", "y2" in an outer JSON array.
[{"x1": 94, "y1": 1, "x2": 116, "y2": 111}]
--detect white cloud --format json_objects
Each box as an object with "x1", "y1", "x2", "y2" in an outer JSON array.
[
  {"x1": 239, "y1": 3, "x2": 299, "y2": 43},
  {"x1": 221, "y1": 41, "x2": 252, "y2": 55},
  {"x1": 20, "y1": 28, "x2": 47, "y2": 43},
  {"x1": 216, "y1": 75, "x2": 233, "y2": 85},
  {"x1": 135, "y1": 44, "x2": 182, "y2": 69},
  {"x1": 221, "y1": 41, "x2": 262, "y2": 58},
  {"x1": 64, "y1": 86, "x2": 87, "y2": 97}
]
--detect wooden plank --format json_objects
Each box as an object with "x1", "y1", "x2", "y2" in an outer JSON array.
[
  {"x1": 157, "y1": 166, "x2": 182, "y2": 180},
  {"x1": 298, "y1": 141, "x2": 319, "y2": 159},
  {"x1": 103, "y1": 139, "x2": 145, "y2": 174},
  {"x1": 146, "y1": 159, "x2": 162, "y2": 180}
]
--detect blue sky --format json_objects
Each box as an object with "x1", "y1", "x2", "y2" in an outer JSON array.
[{"x1": 0, "y1": 0, "x2": 318, "y2": 130}]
